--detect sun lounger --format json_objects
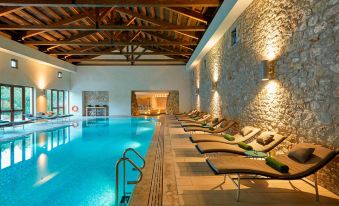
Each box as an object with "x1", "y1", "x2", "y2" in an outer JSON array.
[
  {"x1": 206, "y1": 143, "x2": 338, "y2": 201},
  {"x1": 196, "y1": 132, "x2": 286, "y2": 154},
  {"x1": 181, "y1": 117, "x2": 219, "y2": 128},
  {"x1": 177, "y1": 112, "x2": 205, "y2": 121},
  {"x1": 184, "y1": 119, "x2": 235, "y2": 134},
  {"x1": 190, "y1": 126, "x2": 261, "y2": 144},
  {"x1": 180, "y1": 114, "x2": 212, "y2": 126}
]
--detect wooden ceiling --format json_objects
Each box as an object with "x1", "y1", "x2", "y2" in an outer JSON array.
[{"x1": 0, "y1": 0, "x2": 222, "y2": 66}]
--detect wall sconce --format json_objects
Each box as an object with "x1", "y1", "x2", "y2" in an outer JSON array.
[
  {"x1": 58, "y1": 71, "x2": 63, "y2": 79},
  {"x1": 260, "y1": 60, "x2": 276, "y2": 81},
  {"x1": 39, "y1": 89, "x2": 46, "y2": 96},
  {"x1": 10, "y1": 59, "x2": 18, "y2": 69},
  {"x1": 212, "y1": 81, "x2": 218, "y2": 91},
  {"x1": 196, "y1": 88, "x2": 200, "y2": 95}
]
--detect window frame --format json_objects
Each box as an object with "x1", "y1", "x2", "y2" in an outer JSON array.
[
  {"x1": 47, "y1": 89, "x2": 69, "y2": 115},
  {"x1": 0, "y1": 83, "x2": 34, "y2": 121}
]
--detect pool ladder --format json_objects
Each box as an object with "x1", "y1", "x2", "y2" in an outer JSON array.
[{"x1": 115, "y1": 148, "x2": 145, "y2": 205}]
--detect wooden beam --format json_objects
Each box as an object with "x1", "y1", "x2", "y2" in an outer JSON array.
[
  {"x1": 0, "y1": 0, "x2": 221, "y2": 7},
  {"x1": 0, "y1": 6, "x2": 23, "y2": 16},
  {"x1": 116, "y1": 8, "x2": 200, "y2": 40},
  {"x1": 67, "y1": 58, "x2": 187, "y2": 63},
  {"x1": 166, "y1": 7, "x2": 208, "y2": 24},
  {"x1": 0, "y1": 24, "x2": 205, "y2": 31},
  {"x1": 26, "y1": 40, "x2": 197, "y2": 46},
  {"x1": 50, "y1": 51, "x2": 192, "y2": 55},
  {"x1": 22, "y1": 13, "x2": 89, "y2": 39}
]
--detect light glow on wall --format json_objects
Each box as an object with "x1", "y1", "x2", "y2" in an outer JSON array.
[{"x1": 210, "y1": 91, "x2": 222, "y2": 118}]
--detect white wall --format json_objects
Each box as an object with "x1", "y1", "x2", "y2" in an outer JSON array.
[
  {"x1": 0, "y1": 50, "x2": 71, "y2": 113},
  {"x1": 70, "y1": 66, "x2": 192, "y2": 116}
]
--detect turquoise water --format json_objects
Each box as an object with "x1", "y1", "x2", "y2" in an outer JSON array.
[{"x1": 0, "y1": 117, "x2": 157, "y2": 206}]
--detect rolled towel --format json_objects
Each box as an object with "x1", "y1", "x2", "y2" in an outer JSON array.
[
  {"x1": 224, "y1": 134, "x2": 235, "y2": 141},
  {"x1": 265, "y1": 157, "x2": 289, "y2": 173},
  {"x1": 201, "y1": 123, "x2": 207, "y2": 126},
  {"x1": 209, "y1": 127, "x2": 215, "y2": 131},
  {"x1": 238, "y1": 142, "x2": 253, "y2": 150}
]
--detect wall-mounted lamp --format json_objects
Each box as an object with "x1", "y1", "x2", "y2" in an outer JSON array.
[
  {"x1": 39, "y1": 89, "x2": 46, "y2": 96},
  {"x1": 260, "y1": 60, "x2": 276, "y2": 81},
  {"x1": 10, "y1": 59, "x2": 18, "y2": 69},
  {"x1": 212, "y1": 81, "x2": 218, "y2": 91},
  {"x1": 57, "y1": 71, "x2": 63, "y2": 79},
  {"x1": 196, "y1": 88, "x2": 200, "y2": 95}
]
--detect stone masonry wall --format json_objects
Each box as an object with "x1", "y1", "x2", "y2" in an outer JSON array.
[{"x1": 191, "y1": 0, "x2": 339, "y2": 194}]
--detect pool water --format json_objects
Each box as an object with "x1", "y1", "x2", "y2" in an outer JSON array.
[{"x1": 0, "y1": 117, "x2": 157, "y2": 206}]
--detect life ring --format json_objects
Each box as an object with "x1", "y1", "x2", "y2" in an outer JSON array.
[{"x1": 72, "y1": 105, "x2": 79, "y2": 112}]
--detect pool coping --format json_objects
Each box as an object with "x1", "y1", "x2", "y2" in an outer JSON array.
[{"x1": 129, "y1": 115, "x2": 165, "y2": 206}]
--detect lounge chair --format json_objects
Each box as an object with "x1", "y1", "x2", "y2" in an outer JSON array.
[
  {"x1": 181, "y1": 117, "x2": 219, "y2": 128},
  {"x1": 0, "y1": 120, "x2": 11, "y2": 133},
  {"x1": 175, "y1": 109, "x2": 197, "y2": 117},
  {"x1": 12, "y1": 119, "x2": 32, "y2": 129},
  {"x1": 177, "y1": 112, "x2": 204, "y2": 121},
  {"x1": 190, "y1": 126, "x2": 261, "y2": 144},
  {"x1": 184, "y1": 119, "x2": 236, "y2": 134},
  {"x1": 206, "y1": 143, "x2": 338, "y2": 201},
  {"x1": 23, "y1": 114, "x2": 44, "y2": 121},
  {"x1": 196, "y1": 132, "x2": 286, "y2": 154},
  {"x1": 57, "y1": 114, "x2": 74, "y2": 121},
  {"x1": 180, "y1": 114, "x2": 212, "y2": 126}
]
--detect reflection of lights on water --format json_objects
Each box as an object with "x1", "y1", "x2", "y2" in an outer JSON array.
[
  {"x1": 33, "y1": 171, "x2": 59, "y2": 187},
  {"x1": 137, "y1": 127, "x2": 152, "y2": 132},
  {"x1": 37, "y1": 153, "x2": 48, "y2": 181},
  {"x1": 38, "y1": 133, "x2": 47, "y2": 148},
  {"x1": 125, "y1": 141, "x2": 141, "y2": 149},
  {"x1": 1, "y1": 143, "x2": 11, "y2": 169}
]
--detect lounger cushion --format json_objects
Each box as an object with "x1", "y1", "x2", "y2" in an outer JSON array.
[
  {"x1": 240, "y1": 126, "x2": 253, "y2": 136},
  {"x1": 256, "y1": 131, "x2": 275, "y2": 145},
  {"x1": 288, "y1": 145, "x2": 315, "y2": 163}
]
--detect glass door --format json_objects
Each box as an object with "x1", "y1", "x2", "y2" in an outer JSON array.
[
  {"x1": 0, "y1": 84, "x2": 33, "y2": 121},
  {"x1": 0, "y1": 85, "x2": 11, "y2": 121}
]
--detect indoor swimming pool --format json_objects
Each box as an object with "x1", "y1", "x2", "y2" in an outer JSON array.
[{"x1": 0, "y1": 117, "x2": 157, "y2": 206}]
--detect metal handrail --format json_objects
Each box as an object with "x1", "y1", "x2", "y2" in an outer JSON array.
[
  {"x1": 122, "y1": 148, "x2": 146, "y2": 169},
  {"x1": 115, "y1": 148, "x2": 145, "y2": 205}
]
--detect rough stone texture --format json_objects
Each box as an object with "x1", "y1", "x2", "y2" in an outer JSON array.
[
  {"x1": 191, "y1": 0, "x2": 339, "y2": 194},
  {"x1": 131, "y1": 91, "x2": 139, "y2": 116},
  {"x1": 82, "y1": 91, "x2": 109, "y2": 115},
  {"x1": 166, "y1": 91, "x2": 179, "y2": 115}
]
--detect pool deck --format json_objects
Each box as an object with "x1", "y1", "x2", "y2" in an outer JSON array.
[{"x1": 162, "y1": 115, "x2": 339, "y2": 206}]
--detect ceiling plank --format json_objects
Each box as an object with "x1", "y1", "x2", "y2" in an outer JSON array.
[
  {"x1": 0, "y1": 24, "x2": 205, "y2": 31},
  {"x1": 24, "y1": 40, "x2": 198, "y2": 46},
  {"x1": 0, "y1": 0, "x2": 221, "y2": 7},
  {"x1": 22, "y1": 13, "x2": 89, "y2": 39},
  {"x1": 166, "y1": 7, "x2": 208, "y2": 24},
  {"x1": 0, "y1": 6, "x2": 23, "y2": 16},
  {"x1": 115, "y1": 8, "x2": 200, "y2": 40},
  {"x1": 49, "y1": 51, "x2": 192, "y2": 55}
]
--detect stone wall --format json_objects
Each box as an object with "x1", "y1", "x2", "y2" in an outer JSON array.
[
  {"x1": 191, "y1": 0, "x2": 339, "y2": 194},
  {"x1": 82, "y1": 91, "x2": 109, "y2": 115},
  {"x1": 166, "y1": 91, "x2": 179, "y2": 115}
]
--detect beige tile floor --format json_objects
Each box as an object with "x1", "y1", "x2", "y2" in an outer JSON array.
[{"x1": 164, "y1": 117, "x2": 339, "y2": 206}]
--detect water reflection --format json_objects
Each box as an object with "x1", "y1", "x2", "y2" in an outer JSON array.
[{"x1": 0, "y1": 126, "x2": 71, "y2": 170}]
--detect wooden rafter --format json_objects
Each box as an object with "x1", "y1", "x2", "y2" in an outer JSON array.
[
  {"x1": 0, "y1": 6, "x2": 23, "y2": 16},
  {"x1": 67, "y1": 59, "x2": 187, "y2": 63},
  {"x1": 116, "y1": 8, "x2": 200, "y2": 40},
  {"x1": 0, "y1": 0, "x2": 221, "y2": 7},
  {"x1": 49, "y1": 51, "x2": 192, "y2": 55},
  {"x1": 24, "y1": 40, "x2": 198, "y2": 46},
  {"x1": 22, "y1": 13, "x2": 89, "y2": 39},
  {"x1": 0, "y1": 24, "x2": 205, "y2": 31},
  {"x1": 166, "y1": 7, "x2": 208, "y2": 24}
]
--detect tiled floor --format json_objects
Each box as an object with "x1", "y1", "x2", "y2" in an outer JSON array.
[{"x1": 164, "y1": 117, "x2": 339, "y2": 206}]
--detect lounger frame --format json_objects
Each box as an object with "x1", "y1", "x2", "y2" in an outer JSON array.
[{"x1": 223, "y1": 173, "x2": 319, "y2": 202}]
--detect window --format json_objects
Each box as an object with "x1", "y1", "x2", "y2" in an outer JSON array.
[
  {"x1": 231, "y1": 26, "x2": 239, "y2": 46},
  {"x1": 0, "y1": 84, "x2": 33, "y2": 121},
  {"x1": 10, "y1": 59, "x2": 18, "y2": 69},
  {"x1": 46, "y1": 89, "x2": 69, "y2": 115}
]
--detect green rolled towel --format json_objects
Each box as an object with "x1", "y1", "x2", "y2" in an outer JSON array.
[
  {"x1": 224, "y1": 134, "x2": 235, "y2": 141},
  {"x1": 265, "y1": 157, "x2": 289, "y2": 173},
  {"x1": 209, "y1": 127, "x2": 215, "y2": 131},
  {"x1": 201, "y1": 123, "x2": 207, "y2": 126},
  {"x1": 238, "y1": 142, "x2": 253, "y2": 150}
]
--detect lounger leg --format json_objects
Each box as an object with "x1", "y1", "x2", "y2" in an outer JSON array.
[
  {"x1": 236, "y1": 174, "x2": 240, "y2": 202},
  {"x1": 314, "y1": 173, "x2": 319, "y2": 202}
]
